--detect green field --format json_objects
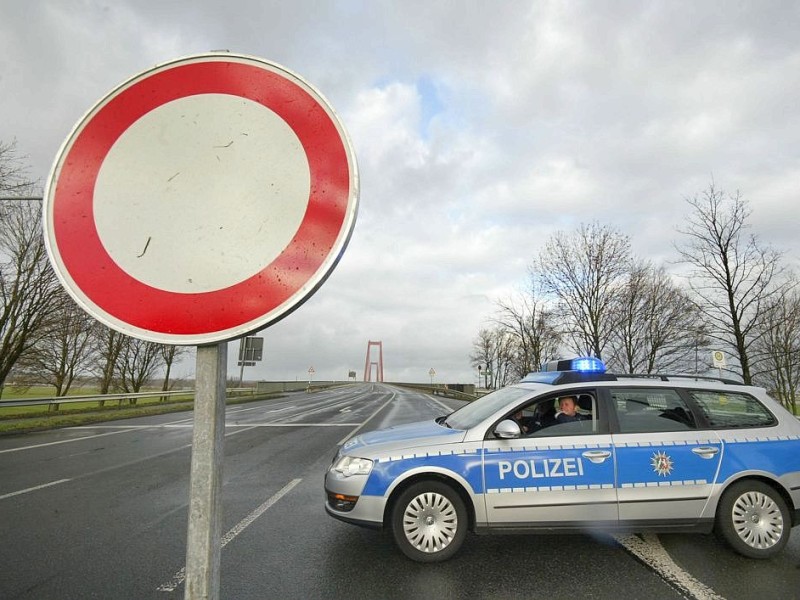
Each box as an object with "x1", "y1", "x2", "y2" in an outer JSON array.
[
  {"x1": 1, "y1": 385, "x2": 97, "y2": 399},
  {"x1": 0, "y1": 385, "x2": 194, "y2": 416},
  {"x1": 0, "y1": 387, "x2": 274, "y2": 435}
]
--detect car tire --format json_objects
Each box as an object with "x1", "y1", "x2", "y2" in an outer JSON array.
[
  {"x1": 391, "y1": 480, "x2": 468, "y2": 563},
  {"x1": 716, "y1": 480, "x2": 791, "y2": 559}
]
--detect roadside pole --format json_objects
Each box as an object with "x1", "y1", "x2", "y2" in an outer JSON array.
[{"x1": 185, "y1": 343, "x2": 227, "y2": 600}]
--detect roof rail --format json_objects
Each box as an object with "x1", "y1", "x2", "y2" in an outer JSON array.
[{"x1": 610, "y1": 373, "x2": 742, "y2": 385}]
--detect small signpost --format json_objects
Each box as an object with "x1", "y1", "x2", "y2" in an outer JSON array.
[
  {"x1": 429, "y1": 367, "x2": 436, "y2": 385},
  {"x1": 237, "y1": 336, "x2": 263, "y2": 384},
  {"x1": 712, "y1": 350, "x2": 726, "y2": 378},
  {"x1": 306, "y1": 366, "x2": 315, "y2": 391},
  {"x1": 43, "y1": 53, "x2": 358, "y2": 600}
]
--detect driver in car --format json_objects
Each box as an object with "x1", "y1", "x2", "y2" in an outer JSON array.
[{"x1": 555, "y1": 396, "x2": 588, "y2": 423}]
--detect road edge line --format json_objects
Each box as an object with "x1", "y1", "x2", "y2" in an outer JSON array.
[
  {"x1": 157, "y1": 478, "x2": 302, "y2": 593},
  {"x1": 614, "y1": 533, "x2": 726, "y2": 600}
]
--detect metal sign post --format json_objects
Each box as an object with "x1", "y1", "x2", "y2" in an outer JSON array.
[{"x1": 185, "y1": 344, "x2": 227, "y2": 599}]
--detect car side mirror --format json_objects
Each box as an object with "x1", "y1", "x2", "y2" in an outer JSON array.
[{"x1": 494, "y1": 419, "x2": 521, "y2": 439}]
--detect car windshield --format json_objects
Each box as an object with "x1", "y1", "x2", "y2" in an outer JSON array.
[{"x1": 445, "y1": 386, "x2": 533, "y2": 431}]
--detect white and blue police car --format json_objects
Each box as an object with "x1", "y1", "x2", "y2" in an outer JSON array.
[{"x1": 325, "y1": 358, "x2": 800, "y2": 562}]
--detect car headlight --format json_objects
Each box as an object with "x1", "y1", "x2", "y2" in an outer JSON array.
[{"x1": 333, "y1": 455, "x2": 373, "y2": 477}]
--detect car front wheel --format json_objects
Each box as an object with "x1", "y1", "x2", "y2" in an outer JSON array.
[
  {"x1": 716, "y1": 480, "x2": 791, "y2": 559},
  {"x1": 391, "y1": 481, "x2": 468, "y2": 562}
]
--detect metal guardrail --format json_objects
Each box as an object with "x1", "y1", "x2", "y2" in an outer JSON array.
[
  {"x1": 392, "y1": 383, "x2": 477, "y2": 402},
  {"x1": 0, "y1": 388, "x2": 256, "y2": 411}
]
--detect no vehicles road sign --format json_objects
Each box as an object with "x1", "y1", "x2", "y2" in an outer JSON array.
[{"x1": 44, "y1": 52, "x2": 359, "y2": 345}]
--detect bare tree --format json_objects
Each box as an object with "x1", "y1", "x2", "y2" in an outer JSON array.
[
  {"x1": 91, "y1": 326, "x2": 126, "y2": 394},
  {"x1": 16, "y1": 289, "x2": 95, "y2": 395},
  {"x1": 471, "y1": 328, "x2": 495, "y2": 389},
  {"x1": 493, "y1": 279, "x2": 561, "y2": 379},
  {"x1": 752, "y1": 287, "x2": 800, "y2": 414},
  {"x1": 492, "y1": 330, "x2": 517, "y2": 388},
  {"x1": 470, "y1": 326, "x2": 516, "y2": 389},
  {"x1": 534, "y1": 222, "x2": 631, "y2": 360},
  {"x1": 118, "y1": 336, "x2": 165, "y2": 396},
  {"x1": 606, "y1": 263, "x2": 701, "y2": 374},
  {"x1": 675, "y1": 184, "x2": 784, "y2": 384},
  {"x1": 160, "y1": 344, "x2": 189, "y2": 392},
  {"x1": 0, "y1": 143, "x2": 62, "y2": 389},
  {"x1": 0, "y1": 140, "x2": 33, "y2": 197}
]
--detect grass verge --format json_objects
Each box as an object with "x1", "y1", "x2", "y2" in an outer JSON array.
[{"x1": 0, "y1": 393, "x2": 281, "y2": 436}]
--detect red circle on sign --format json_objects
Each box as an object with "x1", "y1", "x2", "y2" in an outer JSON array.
[{"x1": 47, "y1": 56, "x2": 355, "y2": 343}]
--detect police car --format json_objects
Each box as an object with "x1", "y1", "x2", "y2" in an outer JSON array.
[{"x1": 324, "y1": 358, "x2": 800, "y2": 562}]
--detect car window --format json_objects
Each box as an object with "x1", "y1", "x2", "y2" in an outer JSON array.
[
  {"x1": 612, "y1": 388, "x2": 697, "y2": 433},
  {"x1": 524, "y1": 391, "x2": 599, "y2": 437},
  {"x1": 688, "y1": 390, "x2": 777, "y2": 429},
  {"x1": 446, "y1": 386, "x2": 533, "y2": 430}
]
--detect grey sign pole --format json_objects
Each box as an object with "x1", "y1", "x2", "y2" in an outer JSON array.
[{"x1": 184, "y1": 343, "x2": 227, "y2": 600}]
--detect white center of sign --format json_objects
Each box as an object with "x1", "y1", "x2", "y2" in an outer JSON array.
[{"x1": 94, "y1": 94, "x2": 310, "y2": 293}]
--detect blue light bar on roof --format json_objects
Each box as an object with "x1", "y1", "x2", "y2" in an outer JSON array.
[
  {"x1": 572, "y1": 357, "x2": 606, "y2": 373},
  {"x1": 540, "y1": 356, "x2": 607, "y2": 373},
  {"x1": 521, "y1": 356, "x2": 608, "y2": 383}
]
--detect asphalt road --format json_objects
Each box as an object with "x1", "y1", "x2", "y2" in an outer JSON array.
[{"x1": 0, "y1": 383, "x2": 798, "y2": 599}]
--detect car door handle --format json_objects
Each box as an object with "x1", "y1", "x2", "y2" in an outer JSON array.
[
  {"x1": 582, "y1": 450, "x2": 611, "y2": 464},
  {"x1": 692, "y1": 446, "x2": 720, "y2": 459}
]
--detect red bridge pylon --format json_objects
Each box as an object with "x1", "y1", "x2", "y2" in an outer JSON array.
[{"x1": 363, "y1": 340, "x2": 384, "y2": 382}]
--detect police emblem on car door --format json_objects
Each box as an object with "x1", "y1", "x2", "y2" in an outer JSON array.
[{"x1": 608, "y1": 387, "x2": 723, "y2": 524}]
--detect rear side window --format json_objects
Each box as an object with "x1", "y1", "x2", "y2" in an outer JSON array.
[
  {"x1": 688, "y1": 390, "x2": 776, "y2": 429},
  {"x1": 612, "y1": 388, "x2": 697, "y2": 433}
]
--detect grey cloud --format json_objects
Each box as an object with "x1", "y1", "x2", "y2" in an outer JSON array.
[{"x1": 3, "y1": 0, "x2": 799, "y2": 382}]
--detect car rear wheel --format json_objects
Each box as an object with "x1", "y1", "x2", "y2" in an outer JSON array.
[
  {"x1": 391, "y1": 481, "x2": 467, "y2": 562},
  {"x1": 716, "y1": 480, "x2": 791, "y2": 559}
]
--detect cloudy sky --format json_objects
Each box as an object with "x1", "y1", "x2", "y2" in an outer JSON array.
[{"x1": 1, "y1": 1, "x2": 799, "y2": 384}]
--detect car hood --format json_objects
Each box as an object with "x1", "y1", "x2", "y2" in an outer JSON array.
[{"x1": 341, "y1": 419, "x2": 465, "y2": 455}]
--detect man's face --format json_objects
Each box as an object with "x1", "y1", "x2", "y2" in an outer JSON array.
[{"x1": 559, "y1": 397, "x2": 577, "y2": 416}]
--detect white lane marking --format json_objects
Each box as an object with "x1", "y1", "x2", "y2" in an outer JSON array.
[
  {"x1": 223, "y1": 427, "x2": 259, "y2": 439},
  {"x1": 266, "y1": 406, "x2": 295, "y2": 413},
  {"x1": 614, "y1": 534, "x2": 725, "y2": 600},
  {"x1": 1, "y1": 427, "x2": 259, "y2": 499},
  {"x1": 220, "y1": 478, "x2": 302, "y2": 546},
  {"x1": 73, "y1": 423, "x2": 360, "y2": 429},
  {"x1": 229, "y1": 404, "x2": 292, "y2": 415},
  {"x1": 157, "y1": 478, "x2": 302, "y2": 593},
  {"x1": 57, "y1": 426, "x2": 259, "y2": 484},
  {"x1": 225, "y1": 423, "x2": 360, "y2": 427},
  {"x1": 162, "y1": 416, "x2": 196, "y2": 424},
  {"x1": 339, "y1": 407, "x2": 351, "y2": 413},
  {"x1": 337, "y1": 393, "x2": 396, "y2": 446},
  {"x1": 427, "y1": 396, "x2": 456, "y2": 412},
  {"x1": 0, "y1": 414, "x2": 216, "y2": 454},
  {"x1": 0, "y1": 428, "x2": 135, "y2": 454},
  {"x1": 79, "y1": 414, "x2": 193, "y2": 427},
  {"x1": 0, "y1": 478, "x2": 72, "y2": 501},
  {"x1": 272, "y1": 398, "x2": 353, "y2": 421},
  {"x1": 62, "y1": 425, "x2": 187, "y2": 429}
]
